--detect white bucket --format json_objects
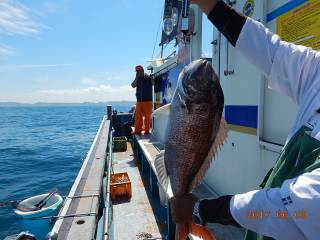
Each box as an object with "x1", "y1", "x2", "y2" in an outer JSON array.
[
  {"x1": 152, "y1": 106, "x2": 169, "y2": 143},
  {"x1": 157, "y1": 182, "x2": 168, "y2": 207},
  {"x1": 14, "y1": 193, "x2": 63, "y2": 240}
]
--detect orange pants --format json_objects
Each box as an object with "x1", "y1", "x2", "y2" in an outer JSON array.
[{"x1": 134, "y1": 101, "x2": 152, "y2": 133}]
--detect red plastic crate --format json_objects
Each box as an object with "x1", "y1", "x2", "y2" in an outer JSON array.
[{"x1": 110, "y1": 172, "x2": 132, "y2": 201}]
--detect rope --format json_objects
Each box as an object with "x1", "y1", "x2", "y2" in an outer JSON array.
[
  {"x1": 29, "y1": 212, "x2": 97, "y2": 220},
  {"x1": 63, "y1": 194, "x2": 99, "y2": 199},
  {"x1": 151, "y1": 3, "x2": 165, "y2": 59},
  {"x1": 0, "y1": 194, "x2": 99, "y2": 209}
]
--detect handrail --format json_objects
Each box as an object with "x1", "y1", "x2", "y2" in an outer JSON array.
[
  {"x1": 50, "y1": 116, "x2": 110, "y2": 239},
  {"x1": 104, "y1": 129, "x2": 113, "y2": 240},
  {"x1": 259, "y1": 140, "x2": 283, "y2": 154}
]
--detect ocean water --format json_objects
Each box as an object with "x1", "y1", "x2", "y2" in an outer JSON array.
[{"x1": 0, "y1": 103, "x2": 132, "y2": 239}]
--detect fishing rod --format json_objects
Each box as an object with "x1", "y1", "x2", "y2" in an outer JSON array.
[
  {"x1": 0, "y1": 189, "x2": 58, "y2": 211},
  {"x1": 0, "y1": 192, "x2": 99, "y2": 209},
  {"x1": 181, "y1": 0, "x2": 190, "y2": 35}
]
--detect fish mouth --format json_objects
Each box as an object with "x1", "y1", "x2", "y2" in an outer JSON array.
[
  {"x1": 198, "y1": 59, "x2": 212, "y2": 74},
  {"x1": 203, "y1": 60, "x2": 212, "y2": 71},
  {"x1": 186, "y1": 59, "x2": 209, "y2": 74}
]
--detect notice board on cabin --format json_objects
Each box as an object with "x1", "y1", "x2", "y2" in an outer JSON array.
[{"x1": 276, "y1": 0, "x2": 320, "y2": 50}]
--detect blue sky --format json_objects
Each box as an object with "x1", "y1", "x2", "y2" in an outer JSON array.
[{"x1": 0, "y1": 0, "x2": 213, "y2": 103}]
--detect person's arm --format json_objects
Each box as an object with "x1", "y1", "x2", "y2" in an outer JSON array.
[
  {"x1": 195, "y1": 195, "x2": 241, "y2": 227},
  {"x1": 193, "y1": 0, "x2": 320, "y2": 105},
  {"x1": 229, "y1": 188, "x2": 306, "y2": 239},
  {"x1": 191, "y1": 0, "x2": 244, "y2": 46},
  {"x1": 131, "y1": 78, "x2": 137, "y2": 88},
  {"x1": 171, "y1": 194, "x2": 241, "y2": 227},
  {"x1": 145, "y1": 74, "x2": 154, "y2": 86},
  {"x1": 171, "y1": 189, "x2": 305, "y2": 239},
  {"x1": 196, "y1": 169, "x2": 320, "y2": 239}
]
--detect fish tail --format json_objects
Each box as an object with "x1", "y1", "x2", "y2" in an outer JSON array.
[
  {"x1": 175, "y1": 224, "x2": 189, "y2": 240},
  {"x1": 175, "y1": 222, "x2": 216, "y2": 240}
]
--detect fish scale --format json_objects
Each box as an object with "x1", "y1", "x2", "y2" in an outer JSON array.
[{"x1": 166, "y1": 102, "x2": 215, "y2": 195}]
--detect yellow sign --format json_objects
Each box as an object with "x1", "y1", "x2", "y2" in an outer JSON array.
[{"x1": 277, "y1": 0, "x2": 320, "y2": 50}]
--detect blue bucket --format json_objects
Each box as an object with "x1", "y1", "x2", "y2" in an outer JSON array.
[{"x1": 14, "y1": 193, "x2": 63, "y2": 239}]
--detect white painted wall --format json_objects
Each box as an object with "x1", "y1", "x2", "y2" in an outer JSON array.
[
  {"x1": 262, "y1": 0, "x2": 298, "y2": 145},
  {"x1": 204, "y1": 0, "x2": 298, "y2": 195}
]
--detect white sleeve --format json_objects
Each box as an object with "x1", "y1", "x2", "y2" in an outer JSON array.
[
  {"x1": 236, "y1": 18, "x2": 320, "y2": 105},
  {"x1": 230, "y1": 188, "x2": 306, "y2": 240},
  {"x1": 280, "y1": 168, "x2": 320, "y2": 240}
]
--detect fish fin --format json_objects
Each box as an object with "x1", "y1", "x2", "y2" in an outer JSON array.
[
  {"x1": 189, "y1": 118, "x2": 228, "y2": 191},
  {"x1": 188, "y1": 223, "x2": 216, "y2": 240},
  {"x1": 176, "y1": 224, "x2": 188, "y2": 240},
  {"x1": 152, "y1": 103, "x2": 171, "y2": 118},
  {"x1": 155, "y1": 150, "x2": 169, "y2": 191},
  {"x1": 176, "y1": 223, "x2": 216, "y2": 240}
]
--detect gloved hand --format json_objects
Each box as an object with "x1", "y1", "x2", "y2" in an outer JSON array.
[
  {"x1": 197, "y1": 195, "x2": 241, "y2": 228},
  {"x1": 170, "y1": 194, "x2": 198, "y2": 224},
  {"x1": 190, "y1": 0, "x2": 221, "y2": 15}
]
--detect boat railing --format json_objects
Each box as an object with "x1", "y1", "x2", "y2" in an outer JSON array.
[{"x1": 49, "y1": 115, "x2": 111, "y2": 239}]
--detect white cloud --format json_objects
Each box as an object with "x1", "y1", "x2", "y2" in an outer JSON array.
[
  {"x1": 31, "y1": 76, "x2": 55, "y2": 84},
  {"x1": 0, "y1": 0, "x2": 51, "y2": 56},
  {"x1": 39, "y1": 85, "x2": 134, "y2": 96},
  {"x1": 0, "y1": 1, "x2": 40, "y2": 36},
  {"x1": 0, "y1": 43, "x2": 16, "y2": 56},
  {"x1": 80, "y1": 69, "x2": 134, "y2": 87},
  {"x1": 0, "y1": 63, "x2": 73, "y2": 72},
  {"x1": 81, "y1": 77, "x2": 97, "y2": 86},
  {"x1": 0, "y1": 85, "x2": 136, "y2": 103},
  {"x1": 103, "y1": 70, "x2": 134, "y2": 82}
]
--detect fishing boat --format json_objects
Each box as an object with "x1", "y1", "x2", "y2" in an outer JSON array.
[{"x1": 6, "y1": 0, "x2": 317, "y2": 239}]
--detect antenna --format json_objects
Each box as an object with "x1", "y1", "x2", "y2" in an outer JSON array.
[{"x1": 181, "y1": 0, "x2": 190, "y2": 35}]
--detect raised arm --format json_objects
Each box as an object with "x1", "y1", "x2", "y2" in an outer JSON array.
[
  {"x1": 149, "y1": 74, "x2": 155, "y2": 86},
  {"x1": 193, "y1": 0, "x2": 320, "y2": 105},
  {"x1": 131, "y1": 78, "x2": 137, "y2": 88}
]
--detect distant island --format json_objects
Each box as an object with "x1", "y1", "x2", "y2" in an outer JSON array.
[{"x1": 0, "y1": 101, "x2": 136, "y2": 107}]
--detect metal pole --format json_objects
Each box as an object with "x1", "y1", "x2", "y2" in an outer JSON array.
[
  {"x1": 107, "y1": 105, "x2": 112, "y2": 120},
  {"x1": 160, "y1": 45, "x2": 164, "y2": 59},
  {"x1": 104, "y1": 129, "x2": 114, "y2": 240},
  {"x1": 190, "y1": 4, "x2": 202, "y2": 61}
]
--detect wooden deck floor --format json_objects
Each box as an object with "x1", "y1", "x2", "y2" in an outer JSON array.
[{"x1": 112, "y1": 143, "x2": 165, "y2": 240}]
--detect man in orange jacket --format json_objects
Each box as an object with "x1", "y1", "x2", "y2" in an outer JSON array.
[{"x1": 131, "y1": 65, "x2": 154, "y2": 134}]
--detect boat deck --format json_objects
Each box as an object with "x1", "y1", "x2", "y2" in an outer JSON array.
[
  {"x1": 50, "y1": 112, "x2": 245, "y2": 240},
  {"x1": 112, "y1": 142, "x2": 166, "y2": 240}
]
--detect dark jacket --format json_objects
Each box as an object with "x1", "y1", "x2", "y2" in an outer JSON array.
[{"x1": 136, "y1": 74, "x2": 153, "y2": 102}]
